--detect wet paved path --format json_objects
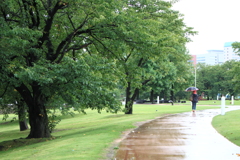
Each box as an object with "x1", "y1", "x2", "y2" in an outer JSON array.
[{"x1": 114, "y1": 107, "x2": 240, "y2": 160}]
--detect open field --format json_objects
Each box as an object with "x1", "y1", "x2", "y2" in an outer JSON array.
[{"x1": 0, "y1": 102, "x2": 236, "y2": 160}]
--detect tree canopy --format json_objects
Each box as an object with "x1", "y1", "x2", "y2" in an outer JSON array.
[
  {"x1": 196, "y1": 60, "x2": 239, "y2": 99},
  {"x1": 0, "y1": 0, "x2": 195, "y2": 138},
  {"x1": 0, "y1": 0, "x2": 131, "y2": 138},
  {"x1": 112, "y1": 1, "x2": 195, "y2": 113}
]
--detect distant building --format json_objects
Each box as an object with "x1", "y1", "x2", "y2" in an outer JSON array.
[
  {"x1": 196, "y1": 50, "x2": 224, "y2": 65},
  {"x1": 193, "y1": 42, "x2": 240, "y2": 65},
  {"x1": 224, "y1": 42, "x2": 240, "y2": 62},
  {"x1": 189, "y1": 55, "x2": 196, "y2": 67}
]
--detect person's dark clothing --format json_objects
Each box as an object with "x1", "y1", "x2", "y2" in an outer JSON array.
[
  {"x1": 191, "y1": 94, "x2": 198, "y2": 102},
  {"x1": 191, "y1": 94, "x2": 198, "y2": 110}
]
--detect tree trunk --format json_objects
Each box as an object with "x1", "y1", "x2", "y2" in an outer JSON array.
[
  {"x1": 27, "y1": 101, "x2": 50, "y2": 138},
  {"x1": 19, "y1": 119, "x2": 29, "y2": 131},
  {"x1": 15, "y1": 83, "x2": 51, "y2": 138},
  {"x1": 125, "y1": 82, "x2": 133, "y2": 114},
  {"x1": 170, "y1": 85, "x2": 174, "y2": 102},
  {"x1": 207, "y1": 95, "x2": 210, "y2": 100},
  {"x1": 17, "y1": 99, "x2": 28, "y2": 131},
  {"x1": 125, "y1": 82, "x2": 139, "y2": 114},
  {"x1": 136, "y1": 90, "x2": 140, "y2": 100},
  {"x1": 150, "y1": 90, "x2": 154, "y2": 104}
]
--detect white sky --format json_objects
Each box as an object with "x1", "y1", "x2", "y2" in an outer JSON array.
[{"x1": 172, "y1": 0, "x2": 240, "y2": 55}]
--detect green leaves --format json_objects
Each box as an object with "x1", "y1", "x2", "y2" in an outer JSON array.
[
  {"x1": 197, "y1": 60, "x2": 239, "y2": 99},
  {"x1": 0, "y1": 0, "x2": 195, "y2": 125},
  {"x1": 232, "y1": 42, "x2": 240, "y2": 54}
]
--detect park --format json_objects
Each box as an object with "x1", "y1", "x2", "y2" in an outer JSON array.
[
  {"x1": 1, "y1": 101, "x2": 240, "y2": 159},
  {"x1": 1, "y1": 0, "x2": 240, "y2": 159}
]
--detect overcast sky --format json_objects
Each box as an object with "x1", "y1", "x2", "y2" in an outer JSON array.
[{"x1": 172, "y1": 0, "x2": 240, "y2": 55}]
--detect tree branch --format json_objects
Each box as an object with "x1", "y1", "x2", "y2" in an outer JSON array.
[
  {"x1": 0, "y1": 83, "x2": 9, "y2": 98},
  {"x1": 90, "y1": 33, "x2": 118, "y2": 58},
  {"x1": 15, "y1": 83, "x2": 33, "y2": 108},
  {"x1": 67, "y1": 43, "x2": 92, "y2": 52},
  {"x1": 54, "y1": 28, "x2": 93, "y2": 63},
  {"x1": 138, "y1": 58, "x2": 144, "y2": 67},
  {"x1": 67, "y1": 14, "x2": 76, "y2": 30},
  {"x1": 38, "y1": 1, "x2": 67, "y2": 48}
]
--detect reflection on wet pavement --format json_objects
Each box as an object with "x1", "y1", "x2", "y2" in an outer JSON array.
[{"x1": 114, "y1": 107, "x2": 240, "y2": 160}]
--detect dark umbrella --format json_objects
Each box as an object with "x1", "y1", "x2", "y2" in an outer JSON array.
[{"x1": 185, "y1": 87, "x2": 199, "y2": 92}]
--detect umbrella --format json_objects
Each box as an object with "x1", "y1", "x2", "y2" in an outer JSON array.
[{"x1": 185, "y1": 87, "x2": 199, "y2": 92}]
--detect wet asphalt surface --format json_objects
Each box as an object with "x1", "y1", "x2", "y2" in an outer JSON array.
[{"x1": 113, "y1": 106, "x2": 240, "y2": 160}]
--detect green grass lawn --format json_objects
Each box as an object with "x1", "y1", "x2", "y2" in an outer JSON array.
[
  {"x1": 212, "y1": 109, "x2": 240, "y2": 146},
  {"x1": 0, "y1": 102, "x2": 233, "y2": 160},
  {"x1": 197, "y1": 99, "x2": 240, "y2": 105}
]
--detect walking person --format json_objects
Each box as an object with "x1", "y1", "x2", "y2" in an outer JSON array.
[{"x1": 190, "y1": 90, "x2": 198, "y2": 112}]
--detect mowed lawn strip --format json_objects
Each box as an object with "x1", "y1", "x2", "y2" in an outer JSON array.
[
  {"x1": 196, "y1": 99, "x2": 240, "y2": 105},
  {"x1": 212, "y1": 109, "x2": 240, "y2": 146},
  {"x1": 0, "y1": 104, "x2": 220, "y2": 160}
]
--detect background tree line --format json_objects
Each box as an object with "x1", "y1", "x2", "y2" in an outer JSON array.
[
  {"x1": 136, "y1": 59, "x2": 240, "y2": 101},
  {"x1": 196, "y1": 60, "x2": 240, "y2": 100}
]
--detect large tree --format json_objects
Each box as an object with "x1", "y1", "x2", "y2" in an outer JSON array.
[
  {"x1": 111, "y1": 1, "x2": 195, "y2": 114},
  {"x1": 0, "y1": 0, "x2": 134, "y2": 138}
]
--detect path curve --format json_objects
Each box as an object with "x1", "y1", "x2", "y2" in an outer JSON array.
[{"x1": 113, "y1": 106, "x2": 240, "y2": 160}]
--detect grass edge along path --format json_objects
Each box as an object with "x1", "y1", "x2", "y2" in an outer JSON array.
[
  {"x1": 212, "y1": 109, "x2": 240, "y2": 147},
  {"x1": 0, "y1": 104, "x2": 222, "y2": 160}
]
